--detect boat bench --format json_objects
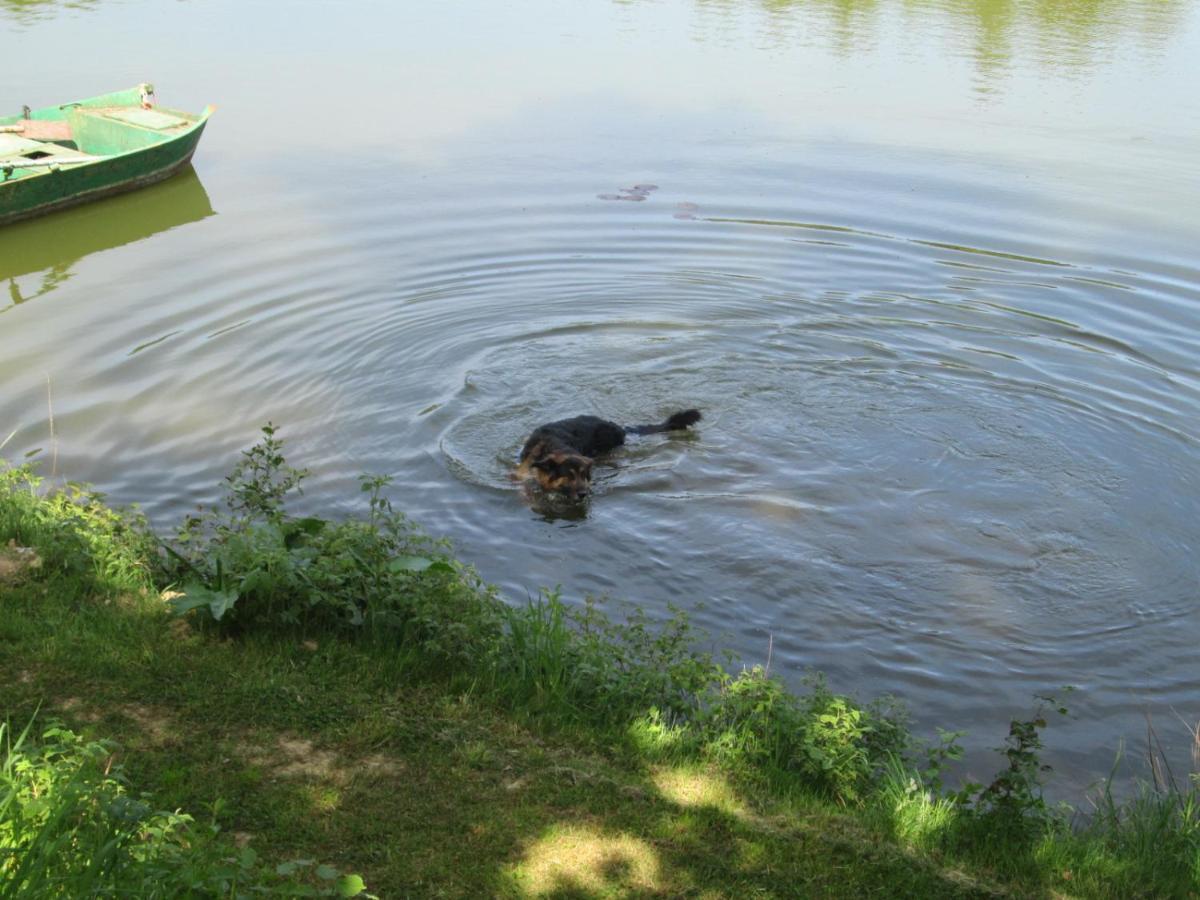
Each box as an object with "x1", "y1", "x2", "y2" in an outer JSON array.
[
  {"x1": 0, "y1": 133, "x2": 91, "y2": 162},
  {"x1": 0, "y1": 119, "x2": 73, "y2": 141},
  {"x1": 0, "y1": 133, "x2": 96, "y2": 180}
]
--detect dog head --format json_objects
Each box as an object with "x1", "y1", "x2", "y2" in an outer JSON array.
[{"x1": 531, "y1": 452, "x2": 594, "y2": 500}]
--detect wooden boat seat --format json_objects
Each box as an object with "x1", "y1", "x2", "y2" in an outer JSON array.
[
  {"x1": 0, "y1": 120, "x2": 73, "y2": 141},
  {"x1": 0, "y1": 133, "x2": 91, "y2": 160},
  {"x1": 0, "y1": 134, "x2": 96, "y2": 179}
]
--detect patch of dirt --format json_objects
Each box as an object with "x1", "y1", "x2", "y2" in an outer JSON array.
[
  {"x1": 0, "y1": 542, "x2": 41, "y2": 584},
  {"x1": 238, "y1": 735, "x2": 406, "y2": 785},
  {"x1": 58, "y1": 696, "x2": 104, "y2": 723},
  {"x1": 119, "y1": 703, "x2": 179, "y2": 745},
  {"x1": 55, "y1": 697, "x2": 179, "y2": 747},
  {"x1": 166, "y1": 617, "x2": 195, "y2": 641},
  {"x1": 272, "y1": 737, "x2": 343, "y2": 780}
]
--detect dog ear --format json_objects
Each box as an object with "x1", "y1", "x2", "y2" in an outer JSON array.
[{"x1": 532, "y1": 458, "x2": 555, "y2": 472}]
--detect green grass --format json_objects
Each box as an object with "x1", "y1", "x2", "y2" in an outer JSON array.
[
  {"x1": 0, "y1": 578, "x2": 990, "y2": 898},
  {"x1": 2, "y1": 431, "x2": 1198, "y2": 898},
  {"x1": 0, "y1": 715, "x2": 367, "y2": 899}
]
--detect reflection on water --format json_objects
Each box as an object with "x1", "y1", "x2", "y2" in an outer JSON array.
[
  {"x1": 0, "y1": 0, "x2": 102, "y2": 26},
  {"x1": 683, "y1": 0, "x2": 1188, "y2": 76},
  {"x1": 1, "y1": 167, "x2": 213, "y2": 309},
  {"x1": 4, "y1": 0, "x2": 1188, "y2": 73}
]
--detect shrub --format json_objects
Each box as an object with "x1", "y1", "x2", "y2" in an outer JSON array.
[
  {"x1": 493, "y1": 595, "x2": 907, "y2": 804},
  {"x1": 696, "y1": 669, "x2": 906, "y2": 803},
  {"x1": 498, "y1": 592, "x2": 716, "y2": 725},
  {"x1": 161, "y1": 426, "x2": 504, "y2": 664},
  {"x1": 0, "y1": 462, "x2": 156, "y2": 596},
  {"x1": 0, "y1": 719, "x2": 368, "y2": 898},
  {"x1": 968, "y1": 693, "x2": 1071, "y2": 841}
]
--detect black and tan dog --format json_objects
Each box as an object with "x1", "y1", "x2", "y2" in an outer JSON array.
[{"x1": 514, "y1": 409, "x2": 701, "y2": 500}]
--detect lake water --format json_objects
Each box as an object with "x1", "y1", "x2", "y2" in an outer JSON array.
[{"x1": 3, "y1": 0, "x2": 1198, "y2": 797}]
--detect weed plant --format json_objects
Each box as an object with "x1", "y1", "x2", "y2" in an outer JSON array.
[
  {"x1": 0, "y1": 462, "x2": 155, "y2": 596},
  {"x1": 162, "y1": 425, "x2": 503, "y2": 666},
  {"x1": 0, "y1": 719, "x2": 367, "y2": 898}
]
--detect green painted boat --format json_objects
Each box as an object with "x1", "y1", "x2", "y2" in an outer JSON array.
[{"x1": 0, "y1": 84, "x2": 212, "y2": 227}]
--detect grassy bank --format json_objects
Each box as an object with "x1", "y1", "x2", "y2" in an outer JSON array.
[{"x1": 2, "y1": 427, "x2": 1197, "y2": 897}]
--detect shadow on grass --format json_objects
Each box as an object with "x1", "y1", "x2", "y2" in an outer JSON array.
[{"x1": 496, "y1": 765, "x2": 997, "y2": 898}]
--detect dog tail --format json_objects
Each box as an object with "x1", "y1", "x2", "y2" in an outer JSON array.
[{"x1": 624, "y1": 409, "x2": 702, "y2": 436}]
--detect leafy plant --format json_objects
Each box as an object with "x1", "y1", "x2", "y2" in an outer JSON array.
[
  {"x1": 0, "y1": 719, "x2": 370, "y2": 898},
  {"x1": 223, "y1": 422, "x2": 309, "y2": 526},
  {"x1": 692, "y1": 668, "x2": 906, "y2": 804},
  {"x1": 917, "y1": 727, "x2": 975, "y2": 801},
  {"x1": 0, "y1": 461, "x2": 156, "y2": 596},
  {"x1": 971, "y1": 692, "x2": 1071, "y2": 835},
  {"x1": 499, "y1": 592, "x2": 718, "y2": 726},
  {"x1": 160, "y1": 427, "x2": 500, "y2": 663},
  {"x1": 795, "y1": 694, "x2": 873, "y2": 802}
]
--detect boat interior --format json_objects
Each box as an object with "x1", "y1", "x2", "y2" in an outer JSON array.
[{"x1": 1, "y1": 102, "x2": 199, "y2": 181}]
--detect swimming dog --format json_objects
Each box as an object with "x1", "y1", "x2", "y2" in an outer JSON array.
[{"x1": 514, "y1": 409, "x2": 701, "y2": 500}]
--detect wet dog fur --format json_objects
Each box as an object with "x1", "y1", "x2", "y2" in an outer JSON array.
[{"x1": 514, "y1": 409, "x2": 701, "y2": 500}]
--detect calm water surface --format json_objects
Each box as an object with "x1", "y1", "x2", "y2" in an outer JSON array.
[{"x1": 3, "y1": 0, "x2": 1199, "y2": 795}]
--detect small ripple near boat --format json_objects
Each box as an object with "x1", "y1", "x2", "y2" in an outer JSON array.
[{"x1": 0, "y1": 84, "x2": 213, "y2": 226}]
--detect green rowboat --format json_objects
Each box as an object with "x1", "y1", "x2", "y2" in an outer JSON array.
[{"x1": 1, "y1": 84, "x2": 212, "y2": 226}]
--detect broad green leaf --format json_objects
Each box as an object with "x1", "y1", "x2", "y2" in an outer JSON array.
[
  {"x1": 205, "y1": 587, "x2": 240, "y2": 621},
  {"x1": 167, "y1": 593, "x2": 214, "y2": 617},
  {"x1": 239, "y1": 569, "x2": 275, "y2": 597},
  {"x1": 389, "y1": 555, "x2": 454, "y2": 574},
  {"x1": 389, "y1": 555, "x2": 434, "y2": 572},
  {"x1": 276, "y1": 858, "x2": 313, "y2": 876},
  {"x1": 254, "y1": 523, "x2": 287, "y2": 547},
  {"x1": 169, "y1": 583, "x2": 239, "y2": 621},
  {"x1": 283, "y1": 516, "x2": 328, "y2": 548}
]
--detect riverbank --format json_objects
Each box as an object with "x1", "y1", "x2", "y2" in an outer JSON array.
[{"x1": 2, "y1": 428, "x2": 1196, "y2": 897}]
